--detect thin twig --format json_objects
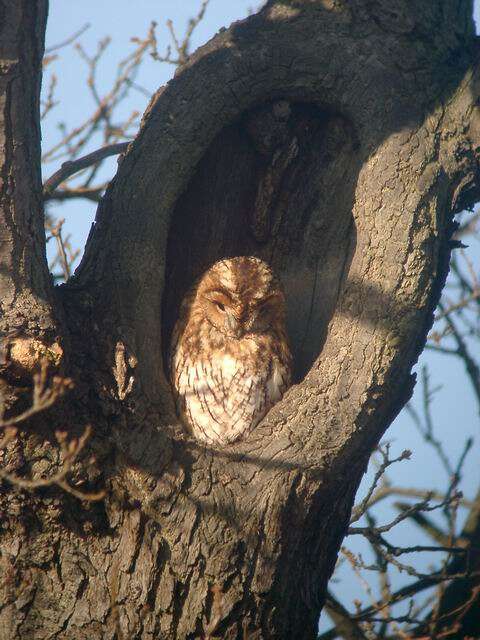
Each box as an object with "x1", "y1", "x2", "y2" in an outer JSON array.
[
  {"x1": 0, "y1": 425, "x2": 105, "y2": 501},
  {"x1": 365, "y1": 485, "x2": 475, "y2": 512},
  {"x1": 0, "y1": 367, "x2": 72, "y2": 429},
  {"x1": 350, "y1": 445, "x2": 411, "y2": 523},
  {"x1": 45, "y1": 185, "x2": 107, "y2": 203},
  {"x1": 349, "y1": 493, "x2": 461, "y2": 536},
  {"x1": 45, "y1": 23, "x2": 91, "y2": 54}
]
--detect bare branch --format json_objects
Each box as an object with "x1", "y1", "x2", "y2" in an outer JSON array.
[
  {"x1": 348, "y1": 493, "x2": 461, "y2": 537},
  {"x1": 45, "y1": 214, "x2": 80, "y2": 279},
  {"x1": 433, "y1": 289, "x2": 480, "y2": 322},
  {"x1": 0, "y1": 425, "x2": 105, "y2": 501},
  {"x1": 45, "y1": 184, "x2": 107, "y2": 203},
  {"x1": 363, "y1": 485, "x2": 475, "y2": 513},
  {"x1": 439, "y1": 302, "x2": 480, "y2": 407},
  {"x1": 41, "y1": 73, "x2": 58, "y2": 120},
  {"x1": 44, "y1": 23, "x2": 91, "y2": 54},
  {"x1": 350, "y1": 445, "x2": 411, "y2": 523},
  {"x1": 393, "y1": 503, "x2": 457, "y2": 546},
  {"x1": 43, "y1": 142, "x2": 129, "y2": 196},
  {"x1": 1, "y1": 360, "x2": 104, "y2": 501},
  {"x1": 146, "y1": 1, "x2": 211, "y2": 66},
  {"x1": 318, "y1": 571, "x2": 480, "y2": 640},
  {"x1": 48, "y1": 218, "x2": 71, "y2": 279},
  {"x1": 0, "y1": 361, "x2": 72, "y2": 428},
  {"x1": 324, "y1": 591, "x2": 369, "y2": 640}
]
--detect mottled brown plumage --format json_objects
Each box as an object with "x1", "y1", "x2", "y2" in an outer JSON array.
[{"x1": 170, "y1": 256, "x2": 292, "y2": 444}]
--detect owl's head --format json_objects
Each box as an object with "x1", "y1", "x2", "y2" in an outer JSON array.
[{"x1": 194, "y1": 256, "x2": 287, "y2": 339}]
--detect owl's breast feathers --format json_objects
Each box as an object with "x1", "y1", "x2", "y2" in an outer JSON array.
[{"x1": 171, "y1": 336, "x2": 290, "y2": 445}]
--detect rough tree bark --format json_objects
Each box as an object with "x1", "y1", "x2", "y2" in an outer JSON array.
[{"x1": 1, "y1": 1, "x2": 480, "y2": 639}]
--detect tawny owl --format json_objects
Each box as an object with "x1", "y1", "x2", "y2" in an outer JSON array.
[{"x1": 170, "y1": 256, "x2": 292, "y2": 445}]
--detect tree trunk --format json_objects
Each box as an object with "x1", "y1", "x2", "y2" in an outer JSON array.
[
  {"x1": 1, "y1": 1, "x2": 480, "y2": 638},
  {"x1": 0, "y1": 0, "x2": 55, "y2": 334}
]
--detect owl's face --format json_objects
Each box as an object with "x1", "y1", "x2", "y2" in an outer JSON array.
[{"x1": 194, "y1": 257, "x2": 286, "y2": 339}]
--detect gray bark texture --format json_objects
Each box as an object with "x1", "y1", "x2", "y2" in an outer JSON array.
[{"x1": 1, "y1": 0, "x2": 480, "y2": 638}]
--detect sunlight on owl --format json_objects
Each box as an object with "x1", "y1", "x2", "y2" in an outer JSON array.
[{"x1": 170, "y1": 256, "x2": 292, "y2": 445}]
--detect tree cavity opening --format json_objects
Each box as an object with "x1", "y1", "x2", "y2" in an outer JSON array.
[{"x1": 163, "y1": 101, "x2": 359, "y2": 380}]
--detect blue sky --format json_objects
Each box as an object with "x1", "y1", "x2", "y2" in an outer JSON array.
[{"x1": 42, "y1": 0, "x2": 480, "y2": 629}]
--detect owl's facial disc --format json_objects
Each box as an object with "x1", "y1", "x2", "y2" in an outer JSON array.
[{"x1": 200, "y1": 280, "x2": 283, "y2": 339}]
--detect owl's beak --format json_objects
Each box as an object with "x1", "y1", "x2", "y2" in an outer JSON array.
[{"x1": 226, "y1": 311, "x2": 244, "y2": 338}]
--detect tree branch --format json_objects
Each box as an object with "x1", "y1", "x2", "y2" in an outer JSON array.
[
  {"x1": 324, "y1": 592, "x2": 368, "y2": 640},
  {"x1": 43, "y1": 142, "x2": 130, "y2": 196}
]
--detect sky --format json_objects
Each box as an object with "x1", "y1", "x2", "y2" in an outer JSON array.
[{"x1": 42, "y1": 0, "x2": 480, "y2": 631}]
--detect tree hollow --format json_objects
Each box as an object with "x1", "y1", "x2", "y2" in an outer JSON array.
[{"x1": 163, "y1": 102, "x2": 358, "y2": 380}]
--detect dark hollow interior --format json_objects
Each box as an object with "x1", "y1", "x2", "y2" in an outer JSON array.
[{"x1": 162, "y1": 101, "x2": 359, "y2": 380}]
